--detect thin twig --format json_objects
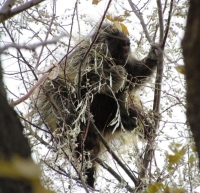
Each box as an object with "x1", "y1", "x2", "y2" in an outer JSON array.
[
  {"x1": 0, "y1": 38, "x2": 64, "y2": 53},
  {"x1": 35, "y1": 12, "x2": 56, "y2": 69},
  {"x1": 63, "y1": 1, "x2": 77, "y2": 92},
  {"x1": 162, "y1": 0, "x2": 174, "y2": 49},
  {"x1": 10, "y1": 74, "x2": 48, "y2": 107},
  {"x1": 95, "y1": 157, "x2": 134, "y2": 192},
  {"x1": 91, "y1": 122, "x2": 139, "y2": 186},
  {"x1": 2, "y1": 23, "x2": 38, "y2": 80}
]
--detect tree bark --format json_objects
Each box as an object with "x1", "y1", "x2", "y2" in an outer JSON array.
[
  {"x1": 0, "y1": 57, "x2": 33, "y2": 192},
  {"x1": 182, "y1": 0, "x2": 200, "y2": 163}
]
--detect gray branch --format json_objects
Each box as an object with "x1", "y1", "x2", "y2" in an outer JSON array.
[
  {"x1": 127, "y1": 0, "x2": 152, "y2": 43},
  {"x1": 0, "y1": 0, "x2": 46, "y2": 23},
  {"x1": 156, "y1": 0, "x2": 164, "y2": 43},
  {"x1": 0, "y1": 0, "x2": 16, "y2": 13},
  {"x1": 0, "y1": 38, "x2": 64, "y2": 53}
]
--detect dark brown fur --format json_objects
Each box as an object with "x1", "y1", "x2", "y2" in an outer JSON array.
[{"x1": 33, "y1": 24, "x2": 159, "y2": 188}]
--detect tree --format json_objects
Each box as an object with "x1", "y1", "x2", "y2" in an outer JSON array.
[
  {"x1": 0, "y1": 42, "x2": 54, "y2": 193},
  {"x1": 182, "y1": 0, "x2": 200, "y2": 166},
  {"x1": 0, "y1": 57, "x2": 33, "y2": 193},
  {"x1": 1, "y1": 0, "x2": 199, "y2": 192}
]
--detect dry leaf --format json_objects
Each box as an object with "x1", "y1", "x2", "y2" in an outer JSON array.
[
  {"x1": 92, "y1": 0, "x2": 101, "y2": 5},
  {"x1": 120, "y1": 23, "x2": 129, "y2": 35},
  {"x1": 175, "y1": 65, "x2": 185, "y2": 74}
]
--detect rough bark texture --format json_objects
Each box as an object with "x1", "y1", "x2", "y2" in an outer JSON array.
[
  {"x1": 0, "y1": 58, "x2": 32, "y2": 192},
  {"x1": 182, "y1": 0, "x2": 200, "y2": 163}
]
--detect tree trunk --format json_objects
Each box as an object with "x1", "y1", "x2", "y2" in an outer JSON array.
[
  {"x1": 182, "y1": 0, "x2": 200, "y2": 164},
  {"x1": 0, "y1": 57, "x2": 33, "y2": 192}
]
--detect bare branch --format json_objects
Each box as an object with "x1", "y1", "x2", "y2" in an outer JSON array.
[
  {"x1": 10, "y1": 74, "x2": 48, "y2": 107},
  {"x1": 162, "y1": 0, "x2": 174, "y2": 49},
  {"x1": 35, "y1": 9, "x2": 56, "y2": 69},
  {"x1": 10, "y1": 60, "x2": 61, "y2": 107},
  {"x1": 157, "y1": 0, "x2": 164, "y2": 43},
  {"x1": 138, "y1": 0, "x2": 171, "y2": 185},
  {"x1": 0, "y1": 0, "x2": 16, "y2": 13},
  {"x1": 95, "y1": 157, "x2": 134, "y2": 192},
  {"x1": 153, "y1": 0, "x2": 174, "y2": 113},
  {"x1": 127, "y1": 0, "x2": 152, "y2": 43},
  {"x1": 90, "y1": 121, "x2": 139, "y2": 186},
  {"x1": 0, "y1": 0, "x2": 46, "y2": 23},
  {"x1": 0, "y1": 37, "x2": 65, "y2": 53},
  {"x1": 2, "y1": 22, "x2": 38, "y2": 81}
]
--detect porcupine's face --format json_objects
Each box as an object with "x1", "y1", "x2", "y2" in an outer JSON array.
[{"x1": 99, "y1": 26, "x2": 131, "y2": 65}]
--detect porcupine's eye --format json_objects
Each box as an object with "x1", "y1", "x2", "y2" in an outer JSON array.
[{"x1": 113, "y1": 40, "x2": 130, "y2": 65}]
